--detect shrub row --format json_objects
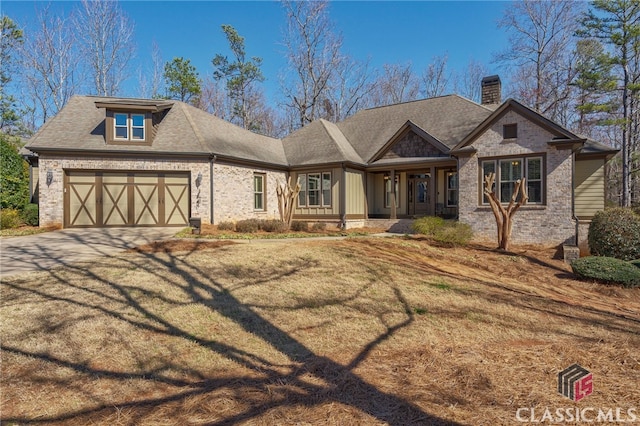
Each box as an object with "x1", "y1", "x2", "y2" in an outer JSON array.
[
  {"x1": 0, "y1": 204, "x2": 38, "y2": 229},
  {"x1": 233, "y1": 219, "x2": 290, "y2": 233},
  {"x1": 219, "y1": 219, "x2": 328, "y2": 234},
  {"x1": 571, "y1": 256, "x2": 640, "y2": 288},
  {"x1": 411, "y1": 217, "x2": 473, "y2": 246}
]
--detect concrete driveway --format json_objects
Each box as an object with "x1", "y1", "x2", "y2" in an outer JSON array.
[{"x1": 0, "y1": 227, "x2": 178, "y2": 278}]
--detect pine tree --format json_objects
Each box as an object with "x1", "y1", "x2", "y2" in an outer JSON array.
[{"x1": 579, "y1": 0, "x2": 640, "y2": 207}]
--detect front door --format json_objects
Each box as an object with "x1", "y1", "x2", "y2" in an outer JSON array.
[{"x1": 408, "y1": 176, "x2": 430, "y2": 216}]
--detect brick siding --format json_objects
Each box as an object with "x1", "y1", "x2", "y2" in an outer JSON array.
[{"x1": 458, "y1": 110, "x2": 576, "y2": 246}]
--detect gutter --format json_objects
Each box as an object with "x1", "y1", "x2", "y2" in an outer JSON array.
[
  {"x1": 210, "y1": 154, "x2": 217, "y2": 224},
  {"x1": 340, "y1": 162, "x2": 347, "y2": 229}
]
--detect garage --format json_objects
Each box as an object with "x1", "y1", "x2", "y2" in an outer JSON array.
[{"x1": 64, "y1": 171, "x2": 190, "y2": 228}]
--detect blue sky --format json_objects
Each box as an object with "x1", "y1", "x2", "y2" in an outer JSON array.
[{"x1": 3, "y1": 1, "x2": 511, "y2": 103}]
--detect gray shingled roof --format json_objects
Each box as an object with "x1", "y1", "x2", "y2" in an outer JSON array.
[
  {"x1": 282, "y1": 119, "x2": 364, "y2": 166},
  {"x1": 26, "y1": 96, "x2": 287, "y2": 166},
  {"x1": 336, "y1": 95, "x2": 494, "y2": 162},
  {"x1": 30, "y1": 94, "x2": 596, "y2": 169}
]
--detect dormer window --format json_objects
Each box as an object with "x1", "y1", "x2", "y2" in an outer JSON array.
[
  {"x1": 114, "y1": 113, "x2": 145, "y2": 141},
  {"x1": 95, "y1": 99, "x2": 173, "y2": 146}
]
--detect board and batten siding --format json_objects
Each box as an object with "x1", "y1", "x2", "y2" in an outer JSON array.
[
  {"x1": 574, "y1": 158, "x2": 605, "y2": 219},
  {"x1": 345, "y1": 169, "x2": 365, "y2": 216}
]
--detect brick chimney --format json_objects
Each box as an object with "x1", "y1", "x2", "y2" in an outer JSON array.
[{"x1": 481, "y1": 75, "x2": 501, "y2": 105}]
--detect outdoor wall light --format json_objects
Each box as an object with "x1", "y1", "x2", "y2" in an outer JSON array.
[
  {"x1": 195, "y1": 172, "x2": 203, "y2": 188},
  {"x1": 46, "y1": 170, "x2": 53, "y2": 186}
]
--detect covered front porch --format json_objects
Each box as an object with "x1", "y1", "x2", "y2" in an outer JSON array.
[{"x1": 365, "y1": 159, "x2": 458, "y2": 220}]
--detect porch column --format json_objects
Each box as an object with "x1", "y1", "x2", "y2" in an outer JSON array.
[
  {"x1": 390, "y1": 169, "x2": 397, "y2": 219},
  {"x1": 429, "y1": 166, "x2": 436, "y2": 216}
]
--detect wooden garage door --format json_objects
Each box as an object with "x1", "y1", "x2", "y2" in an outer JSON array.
[{"x1": 65, "y1": 171, "x2": 190, "y2": 228}]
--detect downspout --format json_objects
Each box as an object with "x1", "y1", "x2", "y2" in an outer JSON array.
[
  {"x1": 340, "y1": 162, "x2": 347, "y2": 229},
  {"x1": 209, "y1": 154, "x2": 216, "y2": 224}
]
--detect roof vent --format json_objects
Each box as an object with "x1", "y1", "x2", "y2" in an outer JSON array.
[{"x1": 481, "y1": 75, "x2": 501, "y2": 106}]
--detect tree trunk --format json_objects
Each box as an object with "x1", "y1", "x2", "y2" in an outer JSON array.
[
  {"x1": 276, "y1": 177, "x2": 301, "y2": 228},
  {"x1": 483, "y1": 173, "x2": 528, "y2": 250}
]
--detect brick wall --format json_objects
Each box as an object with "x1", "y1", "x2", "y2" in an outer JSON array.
[
  {"x1": 212, "y1": 162, "x2": 287, "y2": 223},
  {"x1": 458, "y1": 110, "x2": 576, "y2": 246},
  {"x1": 38, "y1": 155, "x2": 210, "y2": 227}
]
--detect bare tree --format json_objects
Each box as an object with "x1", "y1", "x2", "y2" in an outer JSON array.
[
  {"x1": 324, "y1": 56, "x2": 374, "y2": 121},
  {"x1": 453, "y1": 58, "x2": 490, "y2": 103},
  {"x1": 496, "y1": 0, "x2": 583, "y2": 123},
  {"x1": 20, "y1": 6, "x2": 81, "y2": 125},
  {"x1": 422, "y1": 54, "x2": 450, "y2": 98},
  {"x1": 367, "y1": 63, "x2": 420, "y2": 106},
  {"x1": 196, "y1": 76, "x2": 230, "y2": 119},
  {"x1": 281, "y1": 0, "x2": 342, "y2": 127},
  {"x1": 138, "y1": 40, "x2": 164, "y2": 99},
  {"x1": 74, "y1": 0, "x2": 135, "y2": 96}
]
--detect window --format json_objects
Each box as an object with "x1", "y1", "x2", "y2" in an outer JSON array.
[
  {"x1": 503, "y1": 123, "x2": 517, "y2": 139},
  {"x1": 298, "y1": 174, "x2": 307, "y2": 207},
  {"x1": 308, "y1": 173, "x2": 320, "y2": 206},
  {"x1": 113, "y1": 112, "x2": 145, "y2": 141},
  {"x1": 384, "y1": 174, "x2": 399, "y2": 208},
  {"x1": 446, "y1": 172, "x2": 458, "y2": 207},
  {"x1": 499, "y1": 159, "x2": 522, "y2": 203},
  {"x1": 322, "y1": 172, "x2": 331, "y2": 206},
  {"x1": 526, "y1": 157, "x2": 542, "y2": 203},
  {"x1": 114, "y1": 113, "x2": 128, "y2": 139},
  {"x1": 297, "y1": 172, "x2": 332, "y2": 207},
  {"x1": 254, "y1": 174, "x2": 265, "y2": 211},
  {"x1": 482, "y1": 160, "x2": 496, "y2": 204},
  {"x1": 481, "y1": 156, "x2": 544, "y2": 204}
]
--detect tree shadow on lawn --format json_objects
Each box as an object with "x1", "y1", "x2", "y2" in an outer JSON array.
[{"x1": 1, "y1": 234, "x2": 459, "y2": 425}]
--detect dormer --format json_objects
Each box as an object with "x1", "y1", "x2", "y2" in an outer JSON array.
[{"x1": 95, "y1": 99, "x2": 173, "y2": 145}]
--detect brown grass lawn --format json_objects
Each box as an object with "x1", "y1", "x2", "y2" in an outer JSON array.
[{"x1": 1, "y1": 237, "x2": 639, "y2": 425}]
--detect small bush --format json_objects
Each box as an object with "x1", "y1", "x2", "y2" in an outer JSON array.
[
  {"x1": 0, "y1": 208, "x2": 22, "y2": 229},
  {"x1": 217, "y1": 221, "x2": 235, "y2": 231},
  {"x1": 571, "y1": 256, "x2": 640, "y2": 288},
  {"x1": 433, "y1": 222, "x2": 473, "y2": 246},
  {"x1": 631, "y1": 259, "x2": 640, "y2": 269},
  {"x1": 588, "y1": 208, "x2": 640, "y2": 261},
  {"x1": 260, "y1": 219, "x2": 288, "y2": 233},
  {"x1": 21, "y1": 203, "x2": 39, "y2": 226},
  {"x1": 235, "y1": 218, "x2": 260, "y2": 233},
  {"x1": 290, "y1": 221, "x2": 309, "y2": 232},
  {"x1": 412, "y1": 216, "x2": 445, "y2": 235},
  {"x1": 412, "y1": 217, "x2": 473, "y2": 246},
  {"x1": 311, "y1": 222, "x2": 327, "y2": 231}
]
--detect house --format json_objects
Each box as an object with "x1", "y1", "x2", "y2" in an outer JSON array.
[{"x1": 25, "y1": 76, "x2": 617, "y2": 248}]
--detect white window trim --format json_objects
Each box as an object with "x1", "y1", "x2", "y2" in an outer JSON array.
[
  {"x1": 113, "y1": 112, "x2": 146, "y2": 142},
  {"x1": 481, "y1": 156, "x2": 544, "y2": 205}
]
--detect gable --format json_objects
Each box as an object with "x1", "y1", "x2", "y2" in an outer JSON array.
[
  {"x1": 371, "y1": 120, "x2": 451, "y2": 163},
  {"x1": 380, "y1": 128, "x2": 449, "y2": 160},
  {"x1": 452, "y1": 99, "x2": 580, "y2": 154}
]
